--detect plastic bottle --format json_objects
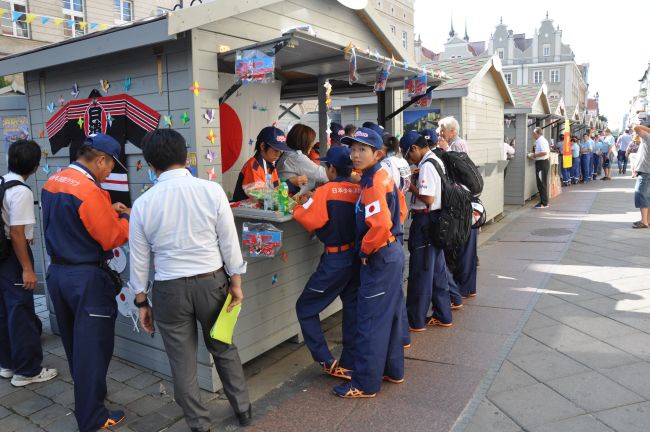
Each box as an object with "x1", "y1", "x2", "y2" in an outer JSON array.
[
  {"x1": 264, "y1": 173, "x2": 273, "y2": 211},
  {"x1": 278, "y1": 179, "x2": 289, "y2": 214}
]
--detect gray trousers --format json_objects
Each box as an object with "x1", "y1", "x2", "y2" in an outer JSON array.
[{"x1": 153, "y1": 269, "x2": 250, "y2": 431}]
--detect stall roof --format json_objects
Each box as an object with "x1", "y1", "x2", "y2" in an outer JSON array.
[
  {"x1": 422, "y1": 55, "x2": 514, "y2": 105},
  {"x1": 506, "y1": 84, "x2": 551, "y2": 115},
  {"x1": 0, "y1": 16, "x2": 173, "y2": 76},
  {"x1": 218, "y1": 30, "x2": 445, "y2": 101}
]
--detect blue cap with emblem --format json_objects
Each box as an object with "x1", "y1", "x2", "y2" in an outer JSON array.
[
  {"x1": 317, "y1": 146, "x2": 353, "y2": 168},
  {"x1": 341, "y1": 127, "x2": 383, "y2": 149},
  {"x1": 83, "y1": 133, "x2": 127, "y2": 171},
  {"x1": 257, "y1": 126, "x2": 291, "y2": 152}
]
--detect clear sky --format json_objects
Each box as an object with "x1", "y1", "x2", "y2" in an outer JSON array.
[{"x1": 413, "y1": 0, "x2": 648, "y2": 131}]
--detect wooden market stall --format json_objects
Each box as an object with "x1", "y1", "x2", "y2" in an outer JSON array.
[{"x1": 0, "y1": 0, "x2": 442, "y2": 392}]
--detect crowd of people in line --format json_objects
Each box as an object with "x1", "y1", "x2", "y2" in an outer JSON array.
[{"x1": 1, "y1": 116, "x2": 648, "y2": 432}]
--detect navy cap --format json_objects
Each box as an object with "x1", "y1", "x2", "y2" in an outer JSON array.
[
  {"x1": 317, "y1": 146, "x2": 353, "y2": 168},
  {"x1": 363, "y1": 122, "x2": 387, "y2": 137},
  {"x1": 83, "y1": 134, "x2": 126, "y2": 171},
  {"x1": 341, "y1": 127, "x2": 383, "y2": 149},
  {"x1": 330, "y1": 122, "x2": 345, "y2": 143},
  {"x1": 399, "y1": 130, "x2": 427, "y2": 154},
  {"x1": 420, "y1": 128, "x2": 439, "y2": 145},
  {"x1": 257, "y1": 126, "x2": 291, "y2": 152}
]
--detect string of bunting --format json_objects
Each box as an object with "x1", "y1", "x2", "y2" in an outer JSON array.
[{"x1": 0, "y1": 9, "x2": 112, "y2": 31}]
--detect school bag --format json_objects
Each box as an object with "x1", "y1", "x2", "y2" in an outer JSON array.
[
  {"x1": 0, "y1": 176, "x2": 31, "y2": 261},
  {"x1": 439, "y1": 151, "x2": 484, "y2": 196},
  {"x1": 423, "y1": 159, "x2": 473, "y2": 251}
]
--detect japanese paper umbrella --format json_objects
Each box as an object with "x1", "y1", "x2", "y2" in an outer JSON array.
[{"x1": 219, "y1": 103, "x2": 243, "y2": 174}]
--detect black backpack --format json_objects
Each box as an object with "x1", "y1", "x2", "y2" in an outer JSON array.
[
  {"x1": 423, "y1": 159, "x2": 473, "y2": 251},
  {"x1": 439, "y1": 151, "x2": 484, "y2": 196},
  {"x1": 0, "y1": 176, "x2": 30, "y2": 261}
]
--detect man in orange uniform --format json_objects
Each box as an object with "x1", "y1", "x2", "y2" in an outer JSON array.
[
  {"x1": 294, "y1": 146, "x2": 360, "y2": 380},
  {"x1": 41, "y1": 134, "x2": 130, "y2": 431},
  {"x1": 333, "y1": 127, "x2": 407, "y2": 398}
]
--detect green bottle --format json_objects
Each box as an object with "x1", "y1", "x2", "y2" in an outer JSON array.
[{"x1": 278, "y1": 179, "x2": 289, "y2": 214}]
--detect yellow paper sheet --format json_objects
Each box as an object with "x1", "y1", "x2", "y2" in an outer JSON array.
[{"x1": 209, "y1": 293, "x2": 241, "y2": 345}]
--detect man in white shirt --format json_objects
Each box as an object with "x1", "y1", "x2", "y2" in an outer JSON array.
[
  {"x1": 129, "y1": 129, "x2": 251, "y2": 431},
  {"x1": 399, "y1": 131, "x2": 452, "y2": 330},
  {"x1": 528, "y1": 127, "x2": 550, "y2": 208},
  {"x1": 616, "y1": 129, "x2": 632, "y2": 174},
  {"x1": 0, "y1": 140, "x2": 58, "y2": 386}
]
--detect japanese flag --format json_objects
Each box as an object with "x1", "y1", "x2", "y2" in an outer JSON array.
[{"x1": 365, "y1": 200, "x2": 381, "y2": 218}]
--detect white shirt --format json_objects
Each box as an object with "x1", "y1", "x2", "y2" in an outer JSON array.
[
  {"x1": 503, "y1": 142, "x2": 515, "y2": 160},
  {"x1": 412, "y1": 151, "x2": 444, "y2": 211},
  {"x1": 276, "y1": 150, "x2": 329, "y2": 190},
  {"x1": 1, "y1": 172, "x2": 35, "y2": 240},
  {"x1": 128, "y1": 168, "x2": 247, "y2": 294},
  {"x1": 381, "y1": 155, "x2": 411, "y2": 193},
  {"x1": 534, "y1": 136, "x2": 550, "y2": 161}
]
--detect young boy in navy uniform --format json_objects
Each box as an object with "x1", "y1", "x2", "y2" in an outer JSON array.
[
  {"x1": 293, "y1": 146, "x2": 360, "y2": 380},
  {"x1": 400, "y1": 132, "x2": 453, "y2": 329},
  {"x1": 333, "y1": 127, "x2": 407, "y2": 399}
]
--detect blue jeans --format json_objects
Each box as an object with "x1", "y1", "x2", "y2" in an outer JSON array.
[
  {"x1": 618, "y1": 150, "x2": 628, "y2": 173},
  {"x1": 571, "y1": 157, "x2": 581, "y2": 181},
  {"x1": 580, "y1": 154, "x2": 592, "y2": 181}
]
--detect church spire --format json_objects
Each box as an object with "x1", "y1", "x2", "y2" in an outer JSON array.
[
  {"x1": 449, "y1": 16, "x2": 456, "y2": 38},
  {"x1": 464, "y1": 19, "x2": 469, "y2": 41}
]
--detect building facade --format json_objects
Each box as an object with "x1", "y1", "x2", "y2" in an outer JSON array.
[
  {"x1": 487, "y1": 15, "x2": 588, "y2": 118},
  {"x1": 371, "y1": 0, "x2": 415, "y2": 59},
  {"x1": 627, "y1": 61, "x2": 650, "y2": 127},
  {"x1": 0, "y1": 0, "x2": 175, "y2": 58}
]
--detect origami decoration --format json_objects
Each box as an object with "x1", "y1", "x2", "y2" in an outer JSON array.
[
  {"x1": 207, "y1": 128, "x2": 216, "y2": 144},
  {"x1": 190, "y1": 81, "x2": 201, "y2": 96},
  {"x1": 343, "y1": 41, "x2": 354, "y2": 59},
  {"x1": 205, "y1": 149, "x2": 216, "y2": 162},
  {"x1": 136, "y1": 160, "x2": 143, "y2": 171},
  {"x1": 77, "y1": 117, "x2": 84, "y2": 129},
  {"x1": 148, "y1": 169, "x2": 157, "y2": 183},
  {"x1": 99, "y1": 80, "x2": 110, "y2": 94},
  {"x1": 107, "y1": 113, "x2": 114, "y2": 127},
  {"x1": 207, "y1": 167, "x2": 217, "y2": 181},
  {"x1": 58, "y1": 95, "x2": 65, "y2": 106},
  {"x1": 324, "y1": 80, "x2": 332, "y2": 108},
  {"x1": 47, "y1": 102, "x2": 54, "y2": 113},
  {"x1": 71, "y1": 83, "x2": 80, "y2": 99},
  {"x1": 163, "y1": 115, "x2": 172, "y2": 128},
  {"x1": 42, "y1": 163, "x2": 50, "y2": 175},
  {"x1": 348, "y1": 47, "x2": 359, "y2": 85},
  {"x1": 180, "y1": 112, "x2": 190, "y2": 126},
  {"x1": 123, "y1": 78, "x2": 132, "y2": 92},
  {"x1": 39, "y1": 129, "x2": 45, "y2": 139},
  {"x1": 203, "y1": 108, "x2": 215, "y2": 124}
]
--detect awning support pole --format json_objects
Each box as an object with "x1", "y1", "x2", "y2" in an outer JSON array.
[
  {"x1": 377, "y1": 90, "x2": 386, "y2": 127},
  {"x1": 318, "y1": 75, "x2": 329, "y2": 155},
  {"x1": 385, "y1": 84, "x2": 437, "y2": 122}
]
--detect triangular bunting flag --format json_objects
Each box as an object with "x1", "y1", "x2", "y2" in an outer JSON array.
[
  {"x1": 25, "y1": 14, "x2": 36, "y2": 24},
  {"x1": 79, "y1": 21, "x2": 87, "y2": 30},
  {"x1": 11, "y1": 11, "x2": 23, "y2": 22},
  {"x1": 0, "y1": 9, "x2": 7, "y2": 17},
  {"x1": 41, "y1": 16, "x2": 50, "y2": 25},
  {"x1": 89, "y1": 22, "x2": 98, "y2": 30},
  {"x1": 99, "y1": 23, "x2": 109, "y2": 30},
  {"x1": 66, "y1": 19, "x2": 75, "y2": 28},
  {"x1": 54, "y1": 18, "x2": 64, "y2": 26}
]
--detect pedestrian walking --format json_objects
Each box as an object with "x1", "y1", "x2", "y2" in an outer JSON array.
[
  {"x1": 128, "y1": 129, "x2": 252, "y2": 430},
  {"x1": 41, "y1": 134, "x2": 130, "y2": 431},
  {"x1": 529, "y1": 127, "x2": 550, "y2": 208},
  {"x1": 616, "y1": 129, "x2": 633, "y2": 174},
  {"x1": 0, "y1": 140, "x2": 58, "y2": 387}
]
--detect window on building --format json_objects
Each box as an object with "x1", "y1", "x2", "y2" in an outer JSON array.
[
  {"x1": 551, "y1": 69, "x2": 560, "y2": 83},
  {"x1": 376, "y1": 0, "x2": 381, "y2": 7},
  {"x1": 402, "y1": 31, "x2": 407, "y2": 49},
  {"x1": 389, "y1": 24, "x2": 395, "y2": 34},
  {"x1": 63, "y1": 0, "x2": 86, "y2": 38},
  {"x1": 390, "y1": 6, "x2": 394, "y2": 15},
  {"x1": 497, "y1": 48, "x2": 504, "y2": 60},
  {"x1": 533, "y1": 70, "x2": 544, "y2": 84},
  {"x1": 543, "y1": 44, "x2": 551, "y2": 57},
  {"x1": 0, "y1": 0, "x2": 29, "y2": 38},
  {"x1": 114, "y1": 0, "x2": 133, "y2": 22},
  {"x1": 504, "y1": 73, "x2": 512, "y2": 85}
]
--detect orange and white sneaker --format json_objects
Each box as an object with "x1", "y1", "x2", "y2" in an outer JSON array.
[
  {"x1": 101, "y1": 410, "x2": 125, "y2": 429},
  {"x1": 451, "y1": 303, "x2": 463, "y2": 310},
  {"x1": 383, "y1": 376, "x2": 405, "y2": 384},
  {"x1": 321, "y1": 359, "x2": 352, "y2": 380},
  {"x1": 333, "y1": 383, "x2": 376, "y2": 398},
  {"x1": 427, "y1": 317, "x2": 453, "y2": 327},
  {"x1": 409, "y1": 327, "x2": 426, "y2": 333}
]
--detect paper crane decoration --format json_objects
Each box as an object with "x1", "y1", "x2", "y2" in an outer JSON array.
[
  {"x1": 106, "y1": 113, "x2": 114, "y2": 127},
  {"x1": 42, "y1": 163, "x2": 51, "y2": 176},
  {"x1": 248, "y1": 138, "x2": 254, "y2": 146},
  {"x1": 46, "y1": 102, "x2": 54, "y2": 113},
  {"x1": 163, "y1": 115, "x2": 173, "y2": 128},
  {"x1": 180, "y1": 112, "x2": 190, "y2": 126},
  {"x1": 203, "y1": 109, "x2": 215, "y2": 124},
  {"x1": 39, "y1": 129, "x2": 45, "y2": 139},
  {"x1": 190, "y1": 81, "x2": 201, "y2": 96},
  {"x1": 123, "y1": 77, "x2": 132, "y2": 92},
  {"x1": 343, "y1": 41, "x2": 354, "y2": 59},
  {"x1": 58, "y1": 95, "x2": 65, "y2": 106},
  {"x1": 324, "y1": 79, "x2": 332, "y2": 109},
  {"x1": 207, "y1": 128, "x2": 216, "y2": 144},
  {"x1": 99, "y1": 79, "x2": 110, "y2": 94},
  {"x1": 77, "y1": 117, "x2": 84, "y2": 129},
  {"x1": 207, "y1": 167, "x2": 217, "y2": 181},
  {"x1": 71, "y1": 83, "x2": 80, "y2": 99},
  {"x1": 205, "y1": 149, "x2": 216, "y2": 162},
  {"x1": 136, "y1": 160, "x2": 143, "y2": 171}
]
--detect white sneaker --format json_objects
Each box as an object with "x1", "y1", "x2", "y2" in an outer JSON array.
[
  {"x1": 0, "y1": 368, "x2": 13, "y2": 379},
  {"x1": 11, "y1": 368, "x2": 58, "y2": 387}
]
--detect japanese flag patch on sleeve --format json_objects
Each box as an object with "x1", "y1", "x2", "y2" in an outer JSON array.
[{"x1": 365, "y1": 200, "x2": 381, "y2": 218}]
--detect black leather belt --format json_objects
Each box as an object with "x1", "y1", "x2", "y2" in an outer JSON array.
[{"x1": 51, "y1": 256, "x2": 104, "y2": 267}]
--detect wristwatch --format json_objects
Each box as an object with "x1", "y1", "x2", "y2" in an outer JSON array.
[{"x1": 133, "y1": 298, "x2": 149, "y2": 308}]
